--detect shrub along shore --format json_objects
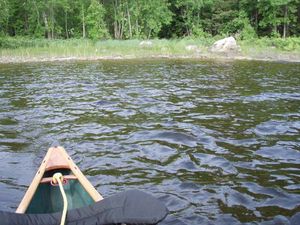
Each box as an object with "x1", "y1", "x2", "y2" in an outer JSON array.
[{"x1": 0, "y1": 37, "x2": 300, "y2": 63}]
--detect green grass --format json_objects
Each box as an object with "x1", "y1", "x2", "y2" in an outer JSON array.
[
  {"x1": 0, "y1": 36, "x2": 216, "y2": 59},
  {"x1": 1, "y1": 36, "x2": 300, "y2": 62},
  {"x1": 241, "y1": 37, "x2": 300, "y2": 51},
  {"x1": 0, "y1": 37, "x2": 210, "y2": 57},
  {"x1": 239, "y1": 37, "x2": 300, "y2": 61}
]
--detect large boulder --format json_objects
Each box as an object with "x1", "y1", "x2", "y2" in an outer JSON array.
[{"x1": 210, "y1": 37, "x2": 239, "y2": 53}]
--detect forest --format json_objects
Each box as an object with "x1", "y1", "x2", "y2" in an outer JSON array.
[{"x1": 1, "y1": 0, "x2": 300, "y2": 41}]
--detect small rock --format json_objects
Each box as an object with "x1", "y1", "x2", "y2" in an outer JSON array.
[
  {"x1": 185, "y1": 45, "x2": 199, "y2": 51},
  {"x1": 139, "y1": 40, "x2": 153, "y2": 47},
  {"x1": 211, "y1": 36, "x2": 239, "y2": 53},
  {"x1": 161, "y1": 47, "x2": 169, "y2": 51}
]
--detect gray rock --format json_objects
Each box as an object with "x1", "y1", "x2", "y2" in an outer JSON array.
[
  {"x1": 185, "y1": 45, "x2": 199, "y2": 52},
  {"x1": 211, "y1": 36, "x2": 239, "y2": 53},
  {"x1": 139, "y1": 40, "x2": 153, "y2": 47}
]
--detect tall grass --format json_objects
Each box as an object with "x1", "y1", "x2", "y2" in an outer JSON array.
[
  {"x1": 0, "y1": 37, "x2": 216, "y2": 59},
  {"x1": 240, "y1": 37, "x2": 300, "y2": 51},
  {"x1": 1, "y1": 36, "x2": 299, "y2": 62},
  {"x1": 238, "y1": 37, "x2": 300, "y2": 60}
]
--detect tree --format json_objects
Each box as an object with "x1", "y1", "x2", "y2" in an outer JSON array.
[
  {"x1": 60, "y1": 0, "x2": 71, "y2": 38},
  {"x1": 240, "y1": 0, "x2": 259, "y2": 31},
  {"x1": 77, "y1": 0, "x2": 89, "y2": 38},
  {"x1": 104, "y1": 0, "x2": 172, "y2": 39},
  {"x1": 280, "y1": 0, "x2": 299, "y2": 37},
  {"x1": 0, "y1": 0, "x2": 10, "y2": 35},
  {"x1": 108, "y1": 0, "x2": 126, "y2": 39},
  {"x1": 0, "y1": 0, "x2": 300, "y2": 39},
  {"x1": 141, "y1": 0, "x2": 172, "y2": 38},
  {"x1": 174, "y1": 0, "x2": 213, "y2": 37},
  {"x1": 86, "y1": 0, "x2": 109, "y2": 39},
  {"x1": 258, "y1": 0, "x2": 299, "y2": 37},
  {"x1": 230, "y1": 11, "x2": 257, "y2": 40}
]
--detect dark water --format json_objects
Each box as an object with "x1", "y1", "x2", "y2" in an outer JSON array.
[{"x1": 0, "y1": 59, "x2": 300, "y2": 224}]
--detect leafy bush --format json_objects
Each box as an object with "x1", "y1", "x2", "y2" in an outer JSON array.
[
  {"x1": 191, "y1": 25, "x2": 212, "y2": 38},
  {"x1": 242, "y1": 37, "x2": 300, "y2": 51},
  {"x1": 271, "y1": 38, "x2": 300, "y2": 51},
  {"x1": 240, "y1": 23, "x2": 257, "y2": 40},
  {"x1": 86, "y1": 0, "x2": 109, "y2": 40},
  {"x1": 228, "y1": 11, "x2": 257, "y2": 40}
]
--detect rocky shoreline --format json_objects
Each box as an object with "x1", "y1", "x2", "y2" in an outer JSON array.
[
  {"x1": 0, "y1": 52, "x2": 300, "y2": 64},
  {"x1": 1, "y1": 37, "x2": 300, "y2": 64}
]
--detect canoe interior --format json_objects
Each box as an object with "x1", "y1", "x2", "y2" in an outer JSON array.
[{"x1": 25, "y1": 169, "x2": 94, "y2": 214}]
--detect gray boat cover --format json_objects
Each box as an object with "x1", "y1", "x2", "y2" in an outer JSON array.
[{"x1": 0, "y1": 190, "x2": 168, "y2": 225}]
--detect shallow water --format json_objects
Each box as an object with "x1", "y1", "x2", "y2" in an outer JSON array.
[{"x1": 0, "y1": 59, "x2": 300, "y2": 224}]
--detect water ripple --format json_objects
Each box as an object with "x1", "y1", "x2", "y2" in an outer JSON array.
[{"x1": 0, "y1": 60, "x2": 300, "y2": 224}]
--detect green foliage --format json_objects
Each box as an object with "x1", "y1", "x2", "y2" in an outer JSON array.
[
  {"x1": 258, "y1": 0, "x2": 299, "y2": 37},
  {"x1": 270, "y1": 37, "x2": 300, "y2": 50},
  {"x1": 209, "y1": 0, "x2": 239, "y2": 36},
  {"x1": 32, "y1": 24, "x2": 45, "y2": 38},
  {"x1": 240, "y1": 23, "x2": 257, "y2": 40},
  {"x1": 86, "y1": 0, "x2": 109, "y2": 39},
  {"x1": 191, "y1": 25, "x2": 211, "y2": 38},
  {"x1": 0, "y1": 0, "x2": 299, "y2": 40},
  {"x1": 234, "y1": 11, "x2": 257, "y2": 40},
  {"x1": 242, "y1": 37, "x2": 300, "y2": 51},
  {"x1": 142, "y1": 0, "x2": 173, "y2": 38},
  {"x1": 105, "y1": 0, "x2": 172, "y2": 39},
  {"x1": 0, "y1": 0, "x2": 9, "y2": 34},
  {"x1": 174, "y1": 0, "x2": 214, "y2": 36}
]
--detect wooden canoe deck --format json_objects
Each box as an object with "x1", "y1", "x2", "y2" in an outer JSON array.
[{"x1": 16, "y1": 146, "x2": 103, "y2": 213}]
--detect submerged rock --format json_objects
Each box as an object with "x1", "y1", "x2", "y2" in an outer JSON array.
[{"x1": 211, "y1": 36, "x2": 239, "y2": 53}]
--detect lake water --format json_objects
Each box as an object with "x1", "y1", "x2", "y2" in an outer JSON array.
[{"x1": 0, "y1": 59, "x2": 299, "y2": 224}]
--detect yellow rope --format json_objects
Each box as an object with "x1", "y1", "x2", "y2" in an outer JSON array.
[{"x1": 52, "y1": 173, "x2": 68, "y2": 225}]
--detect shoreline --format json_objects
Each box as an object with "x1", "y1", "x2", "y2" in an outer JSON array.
[
  {"x1": 1, "y1": 37, "x2": 300, "y2": 64},
  {"x1": 1, "y1": 52, "x2": 300, "y2": 64},
  {"x1": 1, "y1": 38, "x2": 300, "y2": 64}
]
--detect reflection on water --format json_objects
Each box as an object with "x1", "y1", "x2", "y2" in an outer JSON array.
[{"x1": 0, "y1": 59, "x2": 300, "y2": 224}]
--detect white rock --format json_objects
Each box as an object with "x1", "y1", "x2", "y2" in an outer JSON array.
[
  {"x1": 211, "y1": 37, "x2": 239, "y2": 53},
  {"x1": 185, "y1": 45, "x2": 199, "y2": 52},
  {"x1": 139, "y1": 40, "x2": 153, "y2": 47}
]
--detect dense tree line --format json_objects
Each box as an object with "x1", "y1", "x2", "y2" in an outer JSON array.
[{"x1": 0, "y1": 0, "x2": 299, "y2": 40}]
